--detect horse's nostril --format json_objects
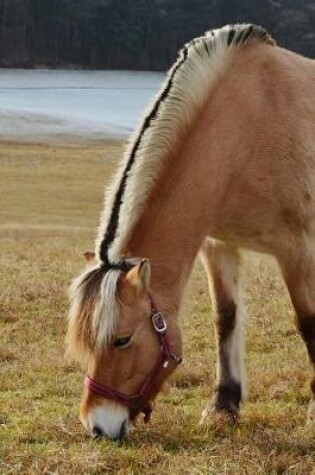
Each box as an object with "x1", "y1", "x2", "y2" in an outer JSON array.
[
  {"x1": 92, "y1": 425, "x2": 103, "y2": 440},
  {"x1": 91, "y1": 420, "x2": 128, "y2": 441}
]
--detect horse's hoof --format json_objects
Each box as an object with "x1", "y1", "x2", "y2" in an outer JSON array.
[{"x1": 199, "y1": 403, "x2": 239, "y2": 426}]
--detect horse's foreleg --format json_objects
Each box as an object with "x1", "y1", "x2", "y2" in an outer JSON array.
[
  {"x1": 278, "y1": 245, "x2": 315, "y2": 424},
  {"x1": 199, "y1": 239, "x2": 246, "y2": 423}
]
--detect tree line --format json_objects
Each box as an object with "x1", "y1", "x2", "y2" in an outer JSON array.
[{"x1": 0, "y1": 0, "x2": 314, "y2": 70}]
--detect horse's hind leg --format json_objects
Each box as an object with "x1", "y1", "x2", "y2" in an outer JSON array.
[
  {"x1": 199, "y1": 238, "x2": 246, "y2": 423},
  {"x1": 277, "y1": 243, "x2": 315, "y2": 424}
]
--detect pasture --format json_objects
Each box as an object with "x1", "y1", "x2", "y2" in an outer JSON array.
[{"x1": 1, "y1": 140, "x2": 314, "y2": 474}]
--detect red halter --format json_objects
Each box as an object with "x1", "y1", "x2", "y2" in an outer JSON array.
[{"x1": 84, "y1": 294, "x2": 182, "y2": 423}]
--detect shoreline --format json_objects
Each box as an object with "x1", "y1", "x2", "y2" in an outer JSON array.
[{"x1": 0, "y1": 134, "x2": 124, "y2": 147}]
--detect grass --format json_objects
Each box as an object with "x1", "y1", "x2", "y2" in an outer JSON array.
[{"x1": 1, "y1": 139, "x2": 315, "y2": 474}]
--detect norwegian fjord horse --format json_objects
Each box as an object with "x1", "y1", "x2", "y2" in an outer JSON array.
[{"x1": 67, "y1": 24, "x2": 315, "y2": 440}]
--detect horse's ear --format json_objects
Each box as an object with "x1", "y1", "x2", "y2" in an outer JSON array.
[
  {"x1": 126, "y1": 259, "x2": 151, "y2": 293},
  {"x1": 138, "y1": 259, "x2": 151, "y2": 291},
  {"x1": 83, "y1": 251, "x2": 96, "y2": 264}
]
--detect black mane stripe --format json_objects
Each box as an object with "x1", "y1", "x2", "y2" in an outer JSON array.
[
  {"x1": 99, "y1": 46, "x2": 188, "y2": 263},
  {"x1": 98, "y1": 24, "x2": 273, "y2": 267}
]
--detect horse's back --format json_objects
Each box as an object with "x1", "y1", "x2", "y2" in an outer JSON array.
[
  {"x1": 223, "y1": 42, "x2": 315, "y2": 144},
  {"x1": 200, "y1": 43, "x2": 315, "y2": 253}
]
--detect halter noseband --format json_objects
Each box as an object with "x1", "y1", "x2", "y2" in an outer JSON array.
[{"x1": 84, "y1": 294, "x2": 182, "y2": 423}]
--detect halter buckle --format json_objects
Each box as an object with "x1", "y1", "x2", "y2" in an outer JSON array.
[{"x1": 152, "y1": 311, "x2": 167, "y2": 333}]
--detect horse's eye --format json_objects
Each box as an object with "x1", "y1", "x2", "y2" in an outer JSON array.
[{"x1": 113, "y1": 336, "x2": 132, "y2": 349}]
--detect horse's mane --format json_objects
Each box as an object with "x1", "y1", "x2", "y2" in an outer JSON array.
[
  {"x1": 67, "y1": 265, "x2": 122, "y2": 363},
  {"x1": 97, "y1": 23, "x2": 274, "y2": 264},
  {"x1": 67, "y1": 24, "x2": 275, "y2": 362}
]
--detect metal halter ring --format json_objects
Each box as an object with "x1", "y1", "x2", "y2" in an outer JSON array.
[{"x1": 151, "y1": 311, "x2": 167, "y2": 333}]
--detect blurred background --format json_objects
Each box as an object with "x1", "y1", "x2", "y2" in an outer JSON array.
[
  {"x1": 1, "y1": 0, "x2": 314, "y2": 140},
  {"x1": 0, "y1": 0, "x2": 314, "y2": 71}
]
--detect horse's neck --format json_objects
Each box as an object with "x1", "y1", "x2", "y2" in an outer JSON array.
[{"x1": 123, "y1": 144, "x2": 209, "y2": 315}]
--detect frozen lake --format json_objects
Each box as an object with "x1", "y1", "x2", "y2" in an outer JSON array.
[{"x1": 0, "y1": 69, "x2": 164, "y2": 141}]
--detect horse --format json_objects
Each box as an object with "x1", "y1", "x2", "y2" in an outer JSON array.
[{"x1": 66, "y1": 24, "x2": 315, "y2": 441}]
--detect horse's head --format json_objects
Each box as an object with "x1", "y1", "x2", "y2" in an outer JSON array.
[{"x1": 67, "y1": 254, "x2": 182, "y2": 440}]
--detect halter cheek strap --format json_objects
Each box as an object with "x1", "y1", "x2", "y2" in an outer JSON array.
[{"x1": 84, "y1": 293, "x2": 182, "y2": 423}]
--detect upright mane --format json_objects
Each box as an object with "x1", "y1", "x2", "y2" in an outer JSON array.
[
  {"x1": 67, "y1": 24, "x2": 275, "y2": 361},
  {"x1": 97, "y1": 23, "x2": 274, "y2": 264}
]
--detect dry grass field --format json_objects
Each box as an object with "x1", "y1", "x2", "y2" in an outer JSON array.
[{"x1": 1, "y1": 140, "x2": 315, "y2": 474}]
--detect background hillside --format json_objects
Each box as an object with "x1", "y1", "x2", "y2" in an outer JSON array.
[{"x1": 0, "y1": 0, "x2": 314, "y2": 70}]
